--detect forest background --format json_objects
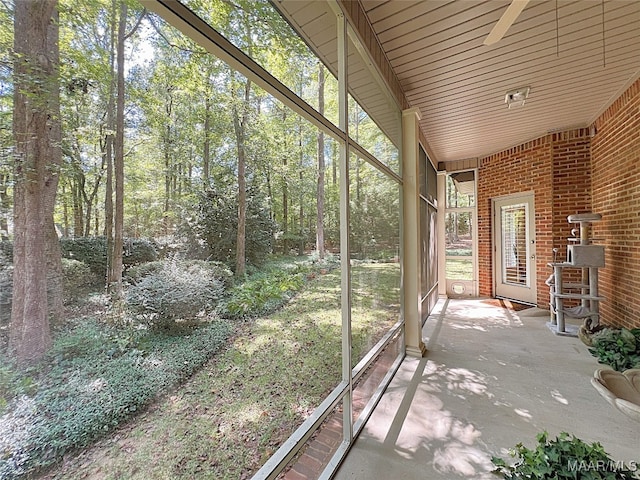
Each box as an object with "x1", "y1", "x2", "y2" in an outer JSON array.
[{"x1": 0, "y1": 0, "x2": 399, "y2": 360}]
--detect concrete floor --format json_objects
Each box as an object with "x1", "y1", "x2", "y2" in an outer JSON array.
[{"x1": 335, "y1": 298, "x2": 639, "y2": 479}]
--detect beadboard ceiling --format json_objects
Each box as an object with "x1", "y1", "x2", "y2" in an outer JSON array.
[{"x1": 275, "y1": 0, "x2": 640, "y2": 164}]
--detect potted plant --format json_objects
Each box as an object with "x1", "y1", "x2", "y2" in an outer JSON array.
[
  {"x1": 492, "y1": 431, "x2": 639, "y2": 479},
  {"x1": 588, "y1": 328, "x2": 640, "y2": 372}
]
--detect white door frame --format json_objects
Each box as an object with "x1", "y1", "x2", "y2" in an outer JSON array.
[{"x1": 492, "y1": 193, "x2": 537, "y2": 304}]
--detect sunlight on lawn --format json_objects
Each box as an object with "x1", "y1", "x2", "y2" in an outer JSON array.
[
  {"x1": 446, "y1": 258, "x2": 473, "y2": 280},
  {"x1": 37, "y1": 261, "x2": 402, "y2": 480},
  {"x1": 0, "y1": 258, "x2": 403, "y2": 480}
]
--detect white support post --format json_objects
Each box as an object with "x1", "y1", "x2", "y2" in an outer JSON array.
[
  {"x1": 402, "y1": 107, "x2": 427, "y2": 358},
  {"x1": 437, "y1": 171, "x2": 447, "y2": 297},
  {"x1": 337, "y1": 10, "x2": 353, "y2": 446}
]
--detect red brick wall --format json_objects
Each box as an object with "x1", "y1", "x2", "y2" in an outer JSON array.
[
  {"x1": 478, "y1": 136, "x2": 553, "y2": 306},
  {"x1": 475, "y1": 78, "x2": 640, "y2": 328},
  {"x1": 552, "y1": 130, "x2": 592, "y2": 258},
  {"x1": 591, "y1": 78, "x2": 640, "y2": 330},
  {"x1": 477, "y1": 129, "x2": 592, "y2": 307}
]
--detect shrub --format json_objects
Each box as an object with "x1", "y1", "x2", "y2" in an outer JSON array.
[
  {"x1": 179, "y1": 186, "x2": 276, "y2": 268},
  {"x1": 62, "y1": 258, "x2": 97, "y2": 298},
  {"x1": 0, "y1": 241, "x2": 12, "y2": 268},
  {"x1": 2, "y1": 257, "x2": 102, "y2": 320},
  {"x1": 126, "y1": 259, "x2": 233, "y2": 289},
  {"x1": 60, "y1": 237, "x2": 108, "y2": 275},
  {"x1": 224, "y1": 268, "x2": 305, "y2": 319},
  {"x1": 61, "y1": 237, "x2": 159, "y2": 276},
  {"x1": 492, "y1": 431, "x2": 639, "y2": 479},
  {"x1": 125, "y1": 260, "x2": 165, "y2": 285},
  {"x1": 0, "y1": 265, "x2": 12, "y2": 325},
  {"x1": 125, "y1": 259, "x2": 231, "y2": 329},
  {"x1": 123, "y1": 238, "x2": 158, "y2": 266},
  {"x1": 589, "y1": 327, "x2": 640, "y2": 372}
]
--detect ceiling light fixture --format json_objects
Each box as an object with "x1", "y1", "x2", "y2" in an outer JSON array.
[{"x1": 505, "y1": 86, "x2": 530, "y2": 108}]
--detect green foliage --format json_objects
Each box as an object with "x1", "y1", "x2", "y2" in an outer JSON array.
[
  {"x1": 0, "y1": 241, "x2": 11, "y2": 268},
  {"x1": 61, "y1": 237, "x2": 108, "y2": 275},
  {"x1": 588, "y1": 328, "x2": 640, "y2": 372},
  {"x1": 0, "y1": 258, "x2": 397, "y2": 479},
  {"x1": 125, "y1": 259, "x2": 232, "y2": 330},
  {"x1": 349, "y1": 162, "x2": 400, "y2": 260},
  {"x1": 123, "y1": 238, "x2": 159, "y2": 266},
  {"x1": 180, "y1": 186, "x2": 276, "y2": 268},
  {"x1": 60, "y1": 237, "x2": 159, "y2": 276},
  {"x1": 492, "y1": 431, "x2": 639, "y2": 479},
  {"x1": 0, "y1": 360, "x2": 37, "y2": 414},
  {"x1": 49, "y1": 319, "x2": 111, "y2": 360},
  {"x1": 0, "y1": 319, "x2": 232, "y2": 476},
  {"x1": 0, "y1": 264, "x2": 11, "y2": 324},
  {"x1": 224, "y1": 266, "x2": 306, "y2": 318},
  {"x1": 124, "y1": 260, "x2": 165, "y2": 285},
  {"x1": 61, "y1": 258, "x2": 96, "y2": 296}
]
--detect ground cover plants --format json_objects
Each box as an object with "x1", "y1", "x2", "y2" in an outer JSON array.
[
  {"x1": 0, "y1": 252, "x2": 400, "y2": 480},
  {"x1": 0, "y1": 316, "x2": 232, "y2": 479}
]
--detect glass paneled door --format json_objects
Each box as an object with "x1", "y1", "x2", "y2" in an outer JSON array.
[
  {"x1": 444, "y1": 171, "x2": 476, "y2": 297},
  {"x1": 493, "y1": 194, "x2": 537, "y2": 304}
]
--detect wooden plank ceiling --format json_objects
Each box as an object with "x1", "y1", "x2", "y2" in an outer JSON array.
[{"x1": 276, "y1": 0, "x2": 640, "y2": 164}]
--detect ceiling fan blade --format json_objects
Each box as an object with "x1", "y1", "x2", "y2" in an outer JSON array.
[{"x1": 483, "y1": 0, "x2": 530, "y2": 46}]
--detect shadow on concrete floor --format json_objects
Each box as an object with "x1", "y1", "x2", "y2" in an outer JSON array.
[{"x1": 335, "y1": 298, "x2": 639, "y2": 479}]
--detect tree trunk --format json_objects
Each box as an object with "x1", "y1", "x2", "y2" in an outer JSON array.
[
  {"x1": 203, "y1": 96, "x2": 211, "y2": 187},
  {"x1": 10, "y1": 0, "x2": 61, "y2": 365},
  {"x1": 316, "y1": 64, "x2": 325, "y2": 259},
  {"x1": 72, "y1": 160, "x2": 84, "y2": 236},
  {"x1": 61, "y1": 183, "x2": 69, "y2": 237},
  {"x1": 104, "y1": 0, "x2": 116, "y2": 286},
  {"x1": 282, "y1": 160, "x2": 288, "y2": 254},
  {"x1": 266, "y1": 167, "x2": 273, "y2": 221},
  {"x1": 232, "y1": 76, "x2": 251, "y2": 277},
  {"x1": 298, "y1": 136, "x2": 304, "y2": 257},
  {"x1": 332, "y1": 140, "x2": 337, "y2": 186},
  {"x1": 299, "y1": 169, "x2": 304, "y2": 256},
  {"x1": 282, "y1": 110, "x2": 288, "y2": 255},
  {"x1": 83, "y1": 170, "x2": 102, "y2": 237},
  {"x1": 163, "y1": 94, "x2": 173, "y2": 235},
  {"x1": 110, "y1": 0, "x2": 127, "y2": 297}
]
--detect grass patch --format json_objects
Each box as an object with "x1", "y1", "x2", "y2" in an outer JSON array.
[
  {"x1": 32, "y1": 261, "x2": 400, "y2": 480},
  {"x1": 351, "y1": 262, "x2": 401, "y2": 366},
  {"x1": 446, "y1": 257, "x2": 473, "y2": 280}
]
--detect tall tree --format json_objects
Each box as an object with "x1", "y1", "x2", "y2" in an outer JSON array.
[
  {"x1": 106, "y1": 2, "x2": 143, "y2": 294},
  {"x1": 316, "y1": 63, "x2": 325, "y2": 259},
  {"x1": 10, "y1": 0, "x2": 62, "y2": 364},
  {"x1": 0, "y1": 0, "x2": 13, "y2": 242},
  {"x1": 110, "y1": 0, "x2": 127, "y2": 296},
  {"x1": 203, "y1": 94, "x2": 211, "y2": 186},
  {"x1": 104, "y1": 0, "x2": 116, "y2": 284},
  {"x1": 230, "y1": 71, "x2": 251, "y2": 276}
]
